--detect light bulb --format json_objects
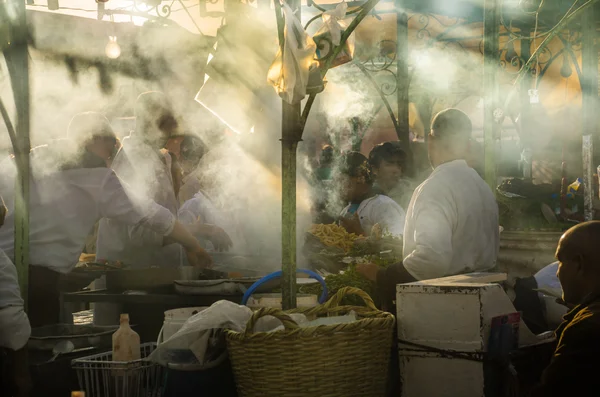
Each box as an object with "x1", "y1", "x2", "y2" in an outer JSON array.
[
  {"x1": 528, "y1": 89, "x2": 539, "y2": 104},
  {"x1": 105, "y1": 36, "x2": 121, "y2": 59}
]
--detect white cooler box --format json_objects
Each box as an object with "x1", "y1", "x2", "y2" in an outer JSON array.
[{"x1": 396, "y1": 273, "x2": 549, "y2": 397}]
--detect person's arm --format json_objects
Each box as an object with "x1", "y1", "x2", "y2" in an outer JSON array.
[
  {"x1": 531, "y1": 310, "x2": 600, "y2": 397},
  {"x1": 179, "y1": 197, "x2": 233, "y2": 252},
  {"x1": 98, "y1": 171, "x2": 212, "y2": 267},
  {"x1": 376, "y1": 262, "x2": 416, "y2": 308},
  {"x1": 0, "y1": 249, "x2": 30, "y2": 351},
  {"x1": 402, "y1": 187, "x2": 455, "y2": 280}
]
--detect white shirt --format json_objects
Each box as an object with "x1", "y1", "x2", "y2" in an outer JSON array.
[
  {"x1": 178, "y1": 192, "x2": 232, "y2": 261},
  {"x1": 178, "y1": 192, "x2": 230, "y2": 232},
  {"x1": 534, "y1": 262, "x2": 561, "y2": 296},
  {"x1": 403, "y1": 160, "x2": 499, "y2": 280},
  {"x1": 0, "y1": 248, "x2": 30, "y2": 350},
  {"x1": 340, "y1": 195, "x2": 406, "y2": 237},
  {"x1": 96, "y1": 139, "x2": 181, "y2": 267},
  {"x1": 0, "y1": 163, "x2": 176, "y2": 274}
]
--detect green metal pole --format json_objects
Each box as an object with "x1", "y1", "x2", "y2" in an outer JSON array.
[
  {"x1": 4, "y1": 0, "x2": 31, "y2": 308},
  {"x1": 285, "y1": 0, "x2": 382, "y2": 309},
  {"x1": 483, "y1": 0, "x2": 499, "y2": 189},
  {"x1": 396, "y1": 1, "x2": 410, "y2": 147},
  {"x1": 581, "y1": 8, "x2": 596, "y2": 221},
  {"x1": 281, "y1": 0, "x2": 301, "y2": 311},
  {"x1": 519, "y1": 28, "x2": 532, "y2": 179}
]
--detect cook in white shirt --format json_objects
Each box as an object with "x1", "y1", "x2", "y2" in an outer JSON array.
[
  {"x1": 0, "y1": 195, "x2": 30, "y2": 351},
  {"x1": 0, "y1": 112, "x2": 211, "y2": 327},
  {"x1": 96, "y1": 92, "x2": 185, "y2": 268},
  {"x1": 357, "y1": 109, "x2": 499, "y2": 308},
  {"x1": 337, "y1": 151, "x2": 406, "y2": 238},
  {"x1": 177, "y1": 135, "x2": 206, "y2": 206},
  {"x1": 0, "y1": 195, "x2": 31, "y2": 397}
]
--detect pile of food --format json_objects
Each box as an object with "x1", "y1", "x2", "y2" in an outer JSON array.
[
  {"x1": 300, "y1": 255, "x2": 397, "y2": 307},
  {"x1": 308, "y1": 223, "x2": 360, "y2": 253}
]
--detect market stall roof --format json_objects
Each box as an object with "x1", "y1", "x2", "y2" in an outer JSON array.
[{"x1": 28, "y1": 9, "x2": 214, "y2": 93}]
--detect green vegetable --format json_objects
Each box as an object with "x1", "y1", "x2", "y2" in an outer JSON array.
[{"x1": 299, "y1": 254, "x2": 400, "y2": 307}]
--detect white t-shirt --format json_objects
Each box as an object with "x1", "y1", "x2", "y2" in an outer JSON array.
[
  {"x1": 0, "y1": 163, "x2": 175, "y2": 274},
  {"x1": 340, "y1": 194, "x2": 406, "y2": 237},
  {"x1": 403, "y1": 160, "x2": 499, "y2": 280},
  {"x1": 0, "y1": 248, "x2": 30, "y2": 350}
]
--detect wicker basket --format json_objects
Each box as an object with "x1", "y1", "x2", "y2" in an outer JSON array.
[{"x1": 226, "y1": 287, "x2": 396, "y2": 397}]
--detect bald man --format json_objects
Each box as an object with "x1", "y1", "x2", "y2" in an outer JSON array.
[
  {"x1": 531, "y1": 221, "x2": 600, "y2": 397},
  {"x1": 357, "y1": 109, "x2": 499, "y2": 308}
]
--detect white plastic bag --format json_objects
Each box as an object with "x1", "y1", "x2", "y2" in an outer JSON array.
[
  {"x1": 149, "y1": 300, "x2": 308, "y2": 367},
  {"x1": 267, "y1": 2, "x2": 317, "y2": 104},
  {"x1": 314, "y1": 2, "x2": 355, "y2": 68}
]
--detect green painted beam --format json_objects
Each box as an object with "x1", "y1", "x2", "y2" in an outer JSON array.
[
  {"x1": 483, "y1": 0, "x2": 499, "y2": 189},
  {"x1": 4, "y1": 0, "x2": 31, "y2": 309}
]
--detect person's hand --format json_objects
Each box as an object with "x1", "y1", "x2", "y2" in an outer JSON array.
[
  {"x1": 186, "y1": 246, "x2": 213, "y2": 268},
  {"x1": 206, "y1": 225, "x2": 233, "y2": 252},
  {"x1": 356, "y1": 263, "x2": 380, "y2": 282},
  {"x1": 339, "y1": 213, "x2": 364, "y2": 236}
]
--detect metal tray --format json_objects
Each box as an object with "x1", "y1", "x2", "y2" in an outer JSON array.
[
  {"x1": 174, "y1": 278, "x2": 269, "y2": 296},
  {"x1": 105, "y1": 266, "x2": 202, "y2": 291},
  {"x1": 209, "y1": 253, "x2": 279, "y2": 275},
  {"x1": 29, "y1": 324, "x2": 118, "y2": 351}
]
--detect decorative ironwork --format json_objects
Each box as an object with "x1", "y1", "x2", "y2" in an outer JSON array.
[
  {"x1": 133, "y1": 0, "x2": 174, "y2": 18},
  {"x1": 339, "y1": 7, "x2": 585, "y2": 145}
]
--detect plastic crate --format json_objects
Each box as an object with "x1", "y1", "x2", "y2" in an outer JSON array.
[{"x1": 71, "y1": 343, "x2": 164, "y2": 397}]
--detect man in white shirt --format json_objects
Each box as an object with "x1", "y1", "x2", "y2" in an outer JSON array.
[
  {"x1": 96, "y1": 92, "x2": 185, "y2": 267},
  {"x1": 178, "y1": 135, "x2": 207, "y2": 206},
  {"x1": 0, "y1": 112, "x2": 211, "y2": 327},
  {"x1": 0, "y1": 195, "x2": 31, "y2": 397},
  {"x1": 337, "y1": 151, "x2": 405, "y2": 237},
  {"x1": 358, "y1": 108, "x2": 499, "y2": 307}
]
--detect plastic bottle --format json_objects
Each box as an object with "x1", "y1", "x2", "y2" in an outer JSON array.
[
  {"x1": 567, "y1": 178, "x2": 583, "y2": 194},
  {"x1": 112, "y1": 314, "x2": 140, "y2": 362}
]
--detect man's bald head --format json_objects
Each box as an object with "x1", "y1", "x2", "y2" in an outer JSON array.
[
  {"x1": 558, "y1": 221, "x2": 600, "y2": 262},
  {"x1": 556, "y1": 221, "x2": 600, "y2": 304},
  {"x1": 428, "y1": 108, "x2": 473, "y2": 168}
]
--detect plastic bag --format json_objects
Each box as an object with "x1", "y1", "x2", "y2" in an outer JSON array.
[
  {"x1": 267, "y1": 2, "x2": 317, "y2": 104},
  {"x1": 313, "y1": 2, "x2": 355, "y2": 68},
  {"x1": 149, "y1": 300, "x2": 308, "y2": 367}
]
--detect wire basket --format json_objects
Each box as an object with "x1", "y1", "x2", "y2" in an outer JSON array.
[{"x1": 71, "y1": 343, "x2": 164, "y2": 397}]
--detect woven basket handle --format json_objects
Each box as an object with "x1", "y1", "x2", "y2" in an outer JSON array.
[
  {"x1": 243, "y1": 307, "x2": 300, "y2": 336},
  {"x1": 323, "y1": 287, "x2": 379, "y2": 311}
]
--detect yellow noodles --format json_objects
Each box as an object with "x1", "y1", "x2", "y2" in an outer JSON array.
[{"x1": 308, "y1": 223, "x2": 359, "y2": 252}]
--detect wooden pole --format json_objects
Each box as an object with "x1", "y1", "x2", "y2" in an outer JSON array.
[
  {"x1": 4, "y1": 0, "x2": 31, "y2": 307},
  {"x1": 581, "y1": 8, "x2": 596, "y2": 221},
  {"x1": 280, "y1": 0, "x2": 301, "y2": 310},
  {"x1": 483, "y1": 0, "x2": 499, "y2": 189}
]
